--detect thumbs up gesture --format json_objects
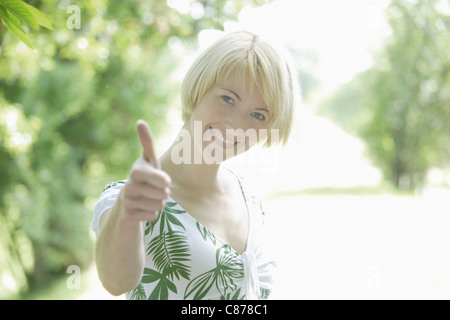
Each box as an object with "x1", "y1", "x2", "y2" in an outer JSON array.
[{"x1": 121, "y1": 120, "x2": 171, "y2": 222}]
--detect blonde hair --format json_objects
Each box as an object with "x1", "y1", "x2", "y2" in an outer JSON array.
[{"x1": 180, "y1": 31, "x2": 300, "y2": 146}]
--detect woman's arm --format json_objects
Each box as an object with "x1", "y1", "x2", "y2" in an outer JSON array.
[
  {"x1": 94, "y1": 120, "x2": 171, "y2": 296},
  {"x1": 95, "y1": 192, "x2": 146, "y2": 296}
]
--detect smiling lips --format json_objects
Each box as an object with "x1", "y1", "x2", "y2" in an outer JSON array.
[{"x1": 209, "y1": 126, "x2": 238, "y2": 149}]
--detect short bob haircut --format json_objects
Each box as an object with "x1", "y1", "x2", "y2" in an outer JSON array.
[{"x1": 180, "y1": 30, "x2": 300, "y2": 147}]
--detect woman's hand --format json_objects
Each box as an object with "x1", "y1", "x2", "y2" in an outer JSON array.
[{"x1": 120, "y1": 120, "x2": 171, "y2": 222}]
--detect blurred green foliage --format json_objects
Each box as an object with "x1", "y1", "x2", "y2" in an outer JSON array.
[
  {"x1": 0, "y1": 0, "x2": 53, "y2": 48},
  {"x1": 0, "y1": 0, "x2": 266, "y2": 298},
  {"x1": 320, "y1": 0, "x2": 450, "y2": 190}
]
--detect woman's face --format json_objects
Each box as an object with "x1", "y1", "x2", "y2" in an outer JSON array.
[{"x1": 188, "y1": 70, "x2": 271, "y2": 162}]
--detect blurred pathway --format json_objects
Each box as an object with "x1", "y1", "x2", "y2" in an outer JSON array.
[{"x1": 265, "y1": 192, "x2": 450, "y2": 299}]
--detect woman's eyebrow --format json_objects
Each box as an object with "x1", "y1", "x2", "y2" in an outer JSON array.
[
  {"x1": 221, "y1": 88, "x2": 241, "y2": 101},
  {"x1": 255, "y1": 108, "x2": 270, "y2": 114},
  {"x1": 220, "y1": 87, "x2": 270, "y2": 114}
]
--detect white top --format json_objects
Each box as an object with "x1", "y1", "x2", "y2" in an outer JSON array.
[{"x1": 92, "y1": 173, "x2": 275, "y2": 300}]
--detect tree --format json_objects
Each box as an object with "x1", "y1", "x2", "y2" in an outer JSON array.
[
  {"x1": 0, "y1": 0, "x2": 266, "y2": 298},
  {"x1": 320, "y1": 0, "x2": 450, "y2": 190}
]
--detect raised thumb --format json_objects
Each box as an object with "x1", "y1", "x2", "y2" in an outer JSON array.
[{"x1": 136, "y1": 119, "x2": 159, "y2": 168}]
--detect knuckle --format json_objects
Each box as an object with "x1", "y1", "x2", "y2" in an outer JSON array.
[
  {"x1": 122, "y1": 209, "x2": 136, "y2": 221},
  {"x1": 129, "y1": 170, "x2": 141, "y2": 182},
  {"x1": 163, "y1": 173, "x2": 172, "y2": 186},
  {"x1": 152, "y1": 171, "x2": 171, "y2": 188},
  {"x1": 163, "y1": 187, "x2": 170, "y2": 198},
  {"x1": 149, "y1": 200, "x2": 164, "y2": 211},
  {"x1": 122, "y1": 197, "x2": 132, "y2": 209}
]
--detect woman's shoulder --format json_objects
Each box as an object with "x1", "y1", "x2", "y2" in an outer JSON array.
[
  {"x1": 101, "y1": 180, "x2": 127, "y2": 193},
  {"x1": 224, "y1": 167, "x2": 264, "y2": 207},
  {"x1": 92, "y1": 179, "x2": 127, "y2": 237}
]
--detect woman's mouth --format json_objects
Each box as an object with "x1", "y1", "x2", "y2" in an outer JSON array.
[{"x1": 208, "y1": 126, "x2": 237, "y2": 149}]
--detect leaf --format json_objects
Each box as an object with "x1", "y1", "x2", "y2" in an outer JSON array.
[
  {"x1": 140, "y1": 268, "x2": 177, "y2": 300},
  {"x1": 148, "y1": 283, "x2": 162, "y2": 300},
  {"x1": 22, "y1": 2, "x2": 53, "y2": 30},
  {"x1": 196, "y1": 221, "x2": 216, "y2": 244},
  {"x1": 159, "y1": 205, "x2": 186, "y2": 234},
  {"x1": 145, "y1": 221, "x2": 155, "y2": 236},
  {"x1": 184, "y1": 245, "x2": 244, "y2": 300},
  {"x1": 147, "y1": 231, "x2": 191, "y2": 281},
  {"x1": 1, "y1": 0, "x2": 39, "y2": 30},
  {"x1": 231, "y1": 287, "x2": 245, "y2": 300},
  {"x1": 0, "y1": 6, "x2": 32, "y2": 47},
  {"x1": 148, "y1": 277, "x2": 177, "y2": 300},
  {"x1": 164, "y1": 206, "x2": 186, "y2": 214},
  {"x1": 220, "y1": 287, "x2": 245, "y2": 300},
  {"x1": 165, "y1": 201, "x2": 178, "y2": 207},
  {"x1": 141, "y1": 268, "x2": 163, "y2": 283},
  {"x1": 167, "y1": 212, "x2": 185, "y2": 229},
  {"x1": 165, "y1": 277, "x2": 177, "y2": 294},
  {"x1": 127, "y1": 282, "x2": 146, "y2": 300},
  {"x1": 149, "y1": 280, "x2": 164, "y2": 300},
  {"x1": 184, "y1": 270, "x2": 216, "y2": 300}
]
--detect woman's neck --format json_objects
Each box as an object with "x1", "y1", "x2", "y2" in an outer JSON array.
[{"x1": 160, "y1": 127, "x2": 227, "y2": 194}]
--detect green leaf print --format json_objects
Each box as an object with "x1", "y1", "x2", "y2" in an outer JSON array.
[
  {"x1": 148, "y1": 277, "x2": 177, "y2": 300},
  {"x1": 144, "y1": 221, "x2": 154, "y2": 236},
  {"x1": 184, "y1": 245, "x2": 244, "y2": 300},
  {"x1": 260, "y1": 287, "x2": 271, "y2": 300},
  {"x1": 184, "y1": 269, "x2": 216, "y2": 300},
  {"x1": 141, "y1": 268, "x2": 178, "y2": 300},
  {"x1": 127, "y1": 282, "x2": 146, "y2": 300},
  {"x1": 147, "y1": 230, "x2": 191, "y2": 281},
  {"x1": 141, "y1": 201, "x2": 192, "y2": 300},
  {"x1": 160, "y1": 204, "x2": 186, "y2": 233},
  {"x1": 102, "y1": 180, "x2": 126, "y2": 193},
  {"x1": 145, "y1": 201, "x2": 186, "y2": 236},
  {"x1": 196, "y1": 221, "x2": 216, "y2": 245},
  {"x1": 221, "y1": 287, "x2": 245, "y2": 300}
]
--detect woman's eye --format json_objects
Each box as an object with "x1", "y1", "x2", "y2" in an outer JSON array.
[
  {"x1": 252, "y1": 112, "x2": 266, "y2": 121},
  {"x1": 222, "y1": 96, "x2": 234, "y2": 105}
]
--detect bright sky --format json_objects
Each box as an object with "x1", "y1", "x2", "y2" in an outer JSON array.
[{"x1": 197, "y1": 0, "x2": 392, "y2": 93}]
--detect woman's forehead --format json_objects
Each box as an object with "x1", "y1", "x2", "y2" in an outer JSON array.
[
  {"x1": 216, "y1": 73, "x2": 266, "y2": 105},
  {"x1": 216, "y1": 69, "x2": 259, "y2": 96}
]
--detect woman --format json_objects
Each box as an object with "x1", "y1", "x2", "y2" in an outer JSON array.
[{"x1": 93, "y1": 30, "x2": 300, "y2": 300}]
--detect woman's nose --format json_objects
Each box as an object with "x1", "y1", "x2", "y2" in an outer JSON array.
[{"x1": 225, "y1": 110, "x2": 249, "y2": 131}]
